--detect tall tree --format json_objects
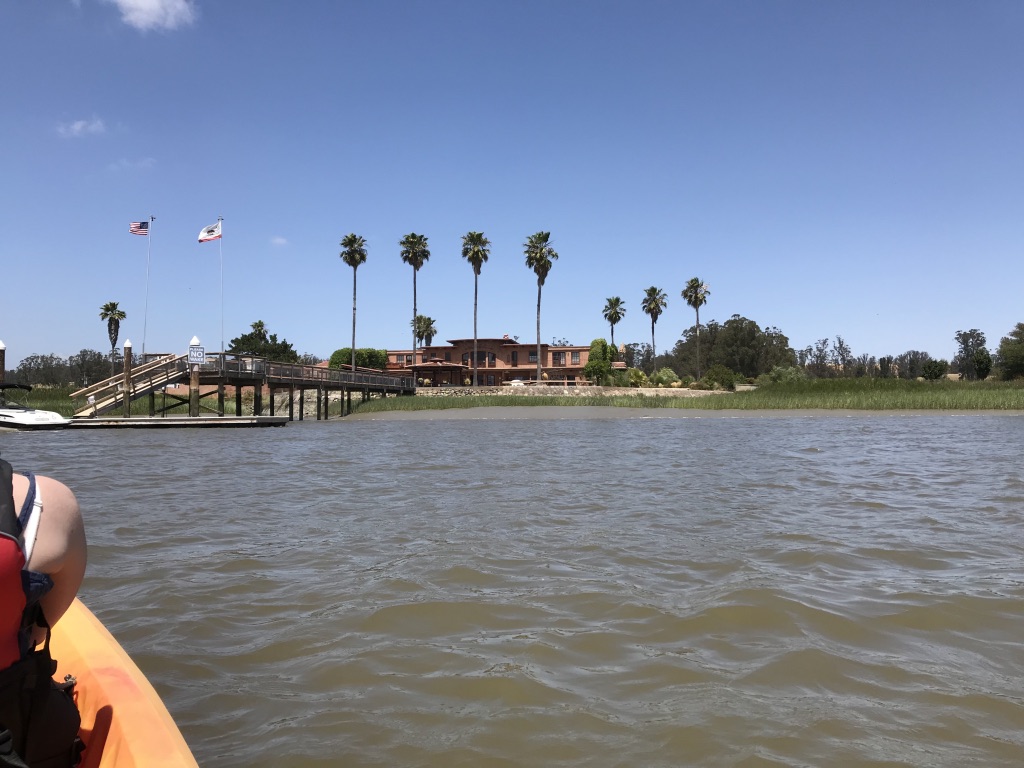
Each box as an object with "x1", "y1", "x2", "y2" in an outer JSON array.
[
  {"x1": 228, "y1": 320, "x2": 299, "y2": 362},
  {"x1": 954, "y1": 329, "x2": 987, "y2": 380},
  {"x1": 602, "y1": 297, "x2": 626, "y2": 349},
  {"x1": 831, "y1": 336, "x2": 853, "y2": 377},
  {"x1": 412, "y1": 315, "x2": 438, "y2": 348},
  {"x1": 461, "y1": 231, "x2": 491, "y2": 386},
  {"x1": 681, "y1": 278, "x2": 710, "y2": 379},
  {"x1": 524, "y1": 232, "x2": 559, "y2": 383},
  {"x1": 99, "y1": 301, "x2": 127, "y2": 377},
  {"x1": 997, "y1": 322, "x2": 1024, "y2": 380},
  {"x1": 641, "y1": 286, "x2": 668, "y2": 366},
  {"x1": 399, "y1": 233, "x2": 430, "y2": 366},
  {"x1": 339, "y1": 234, "x2": 368, "y2": 371}
]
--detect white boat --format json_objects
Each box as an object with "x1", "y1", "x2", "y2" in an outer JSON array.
[{"x1": 0, "y1": 383, "x2": 70, "y2": 430}]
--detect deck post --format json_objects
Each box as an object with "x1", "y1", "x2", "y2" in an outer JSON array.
[
  {"x1": 0, "y1": 341, "x2": 5, "y2": 383},
  {"x1": 235, "y1": 386, "x2": 242, "y2": 417},
  {"x1": 122, "y1": 340, "x2": 133, "y2": 418},
  {"x1": 269, "y1": 386, "x2": 275, "y2": 417},
  {"x1": 189, "y1": 363, "x2": 200, "y2": 417},
  {"x1": 218, "y1": 383, "x2": 225, "y2": 416},
  {"x1": 297, "y1": 386, "x2": 303, "y2": 421},
  {"x1": 254, "y1": 385, "x2": 263, "y2": 416},
  {"x1": 316, "y1": 386, "x2": 323, "y2": 421}
]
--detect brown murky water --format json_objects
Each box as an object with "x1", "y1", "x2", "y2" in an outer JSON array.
[{"x1": 5, "y1": 411, "x2": 1024, "y2": 766}]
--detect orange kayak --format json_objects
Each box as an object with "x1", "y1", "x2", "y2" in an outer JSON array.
[{"x1": 50, "y1": 599, "x2": 200, "y2": 768}]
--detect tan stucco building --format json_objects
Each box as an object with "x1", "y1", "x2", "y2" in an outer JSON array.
[{"x1": 387, "y1": 337, "x2": 592, "y2": 386}]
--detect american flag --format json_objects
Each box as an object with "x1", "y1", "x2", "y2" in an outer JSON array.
[{"x1": 129, "y1": 221, "x2": 149, "y2": 236}]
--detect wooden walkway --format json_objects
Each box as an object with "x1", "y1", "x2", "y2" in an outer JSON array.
[{"x1": 71, "y1": 353, "x2": 414, "y2": 421}]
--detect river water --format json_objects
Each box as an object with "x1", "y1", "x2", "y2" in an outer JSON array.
[{"x1": 4, "y1": 409, "x2": 1024, "y2": 767}]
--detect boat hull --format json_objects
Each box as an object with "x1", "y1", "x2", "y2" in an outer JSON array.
[
  {"x1": 50, "y1": 599, "x2": 199, "y2": 768},
  {"x1": 0, "y1": 410, "x2": 70, "y2": 431}
]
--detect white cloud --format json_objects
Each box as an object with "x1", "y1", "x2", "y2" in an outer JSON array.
[
  {"x1": 105, "y1": 0, "x2": 196, "y2": 31},
  {"x1": 107, "y1": 157, "x2": 156, "y2": 172},
  {"x1": 57, "y1": 117, "x2": 106, "y2": 138},
  {"x1": 271, "y1": 236, "x2": 289, "y2": 247}
]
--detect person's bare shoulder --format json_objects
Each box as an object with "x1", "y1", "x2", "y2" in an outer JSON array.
[{"x1": 12, "y1": 473, "x2": 87, "y2": 628}]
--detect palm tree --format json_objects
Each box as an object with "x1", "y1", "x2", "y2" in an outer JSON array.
[
  {"x1": 99, "y1": 301, "x2": 127, "y2": 377},
  {"x1": 399, "y1": 233, "x2": 430, "y2": 366},
  {"x1": 461, "y1": 231, "x2": 491, "y2": 386},
  {"x1": 412, "y1": 315, "x2": 437, "y2": 348},
  {"x1": 681, "y1": 277, "x2": 711, "y2": 379},
  {"x1": 602, "y1": 297, "x2": 626, "y2": 349},
  {"x1": 524, "y1": 232, "x2": 559, "y2": 383},
  {"x1": 640, "y1": 287, "x2": 668, "y2": 366},
  {"x1": 339, "y1": 233, "x2": 368, "y2": 371}
]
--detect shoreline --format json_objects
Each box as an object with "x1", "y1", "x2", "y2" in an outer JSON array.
[{"x1": 345, "y1": 406, "x2": 1024, "y2": 421}]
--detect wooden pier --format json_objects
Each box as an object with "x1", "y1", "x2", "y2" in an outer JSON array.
[{"x1": 70, "y1": 353, "x2": 414, "y2": 424}]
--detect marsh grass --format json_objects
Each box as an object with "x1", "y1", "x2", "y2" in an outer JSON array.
[
  {"x1": 18, "y1": 378, "x2": 1024, "y2": 419},
  {"x1": 352, "y1": 379, "x2": 1024, "y2": 414},
  {"x1": 9, "y1": 386, "x2": 77, "y2": 417}
]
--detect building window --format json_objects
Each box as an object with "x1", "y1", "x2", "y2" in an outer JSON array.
[
  {"x1": 511, "y1": 351, "x2": 518, "y2": 366},
  {"x1": 571, "y1": 351, "x2": 580, "y2": 365},
  {"x1": 462, "y1": 353, "x2": 470, "y2": 365},
  {"x1": 552, "y1": 352, "x2": 565, "y2": 366},
  {"x1": 444, "y1": 352, "x2": 451, "y2": 362},
  {"x1": 487, "y1": 375, "x2": 495, "y2": 386},
  {"x1": 529, "y1": 351, "x2": 537, "y2": 363}
]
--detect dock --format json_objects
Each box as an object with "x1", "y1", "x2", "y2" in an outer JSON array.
[
  {"x1": 68, "y1": 415, "x2": 289, "y2": 429},
  {"x1": 70, "y1": 352, "x2": 414, "y2": 426}
]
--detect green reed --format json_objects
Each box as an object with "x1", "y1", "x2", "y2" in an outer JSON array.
[{"x1": 352, "y1": 379, "x2": 1024, "y2": 414}]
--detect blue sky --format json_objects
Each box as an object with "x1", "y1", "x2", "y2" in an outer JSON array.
[{"x1": 2, "y1": 0, "x2": 1021, "y2": 367}]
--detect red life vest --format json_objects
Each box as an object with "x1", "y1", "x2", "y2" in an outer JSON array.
[
  {"x1": 0, "y1": 459, "x2": 26, "y2": 670},
  {"x1": 0, "y1": 536, "x2": 24, "y2": 671},
  {"x1": 0, "y1": 537, "x2": 25, "y2": 670}
]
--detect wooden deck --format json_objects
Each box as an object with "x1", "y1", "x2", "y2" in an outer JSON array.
[{"x1": 71, "y1": 353, "x2": 415, "y2": 421}]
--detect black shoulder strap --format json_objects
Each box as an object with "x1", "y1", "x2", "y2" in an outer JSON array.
[{"x1": 0, "y1": 459, "x2": 18, "y2": 539}]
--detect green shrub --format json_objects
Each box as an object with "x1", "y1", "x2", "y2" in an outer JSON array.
[
  {"x1": 921, "y1": 359, "x2": 950, "y2": 381},
  {"x1": 758, "y1": 365, "x2": 807, "y2": 385},
  {"x1": 329, "y1": 348, "x2": 390, "y2": 370},
  {"x1": 627, "y1": 368, "x2": 649, "y2": 387},
  {"x1": 702, "y1": 364, "x2": 738, "y2": 390},
  {"x1": 649, "y1": 367, "x2": 680, "y2": 387}
]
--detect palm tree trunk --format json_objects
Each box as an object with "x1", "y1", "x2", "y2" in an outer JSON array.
[
  {"x1": 610, "y1": 324, "x2": 615, "y2": 349},
  {"x1": 351, "y1": 268, "x2": 358, "y2": 371},
  {"x1": 472, "y1": 273, "x2": 479, "y2": 386},
  {"x1": 651, "y1": 321, "x2": 656, "y2": 364},
  {"x1": 695, "y1": 307, "x2": 701, "y2": 379},
  {"x1": 536, "y1": 283, "x2": 543, "y2": 383},
  {"x1": 412, "y1": 271, "x2": 418, "y2": 368}
]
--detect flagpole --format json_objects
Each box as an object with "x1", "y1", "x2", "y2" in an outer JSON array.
[
  {"x1": 142, "y1": 215, "x2": 155, "y2": 360},
  {"x1": 219, "y1": 216, "x2": 224, "y2": 371}
]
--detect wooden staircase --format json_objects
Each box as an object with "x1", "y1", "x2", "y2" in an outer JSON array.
[{"x1": 72, "y1": 355, "x2": 188, "y2": 417}]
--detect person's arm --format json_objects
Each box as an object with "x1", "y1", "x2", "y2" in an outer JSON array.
[{"x1": 12, "y1": 474, "x2": 87, "y2": 628}]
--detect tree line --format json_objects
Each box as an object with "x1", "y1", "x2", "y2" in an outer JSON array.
[{"x1": 601, "y1": 319, "x2": 1024, "y2": 386}]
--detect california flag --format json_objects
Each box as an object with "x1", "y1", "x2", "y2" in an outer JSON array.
[{"x1": 198, "y1": 221, "x2": 222, "y2": 243}]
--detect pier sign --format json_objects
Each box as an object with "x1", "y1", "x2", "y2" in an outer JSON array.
[{"x1": 188, "y1": 344, "x2": 205, "y2": 365}]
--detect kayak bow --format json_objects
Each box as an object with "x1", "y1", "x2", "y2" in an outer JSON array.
[{"x1": 50, "y1": 599, "x2": 200, "y2": 768}]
